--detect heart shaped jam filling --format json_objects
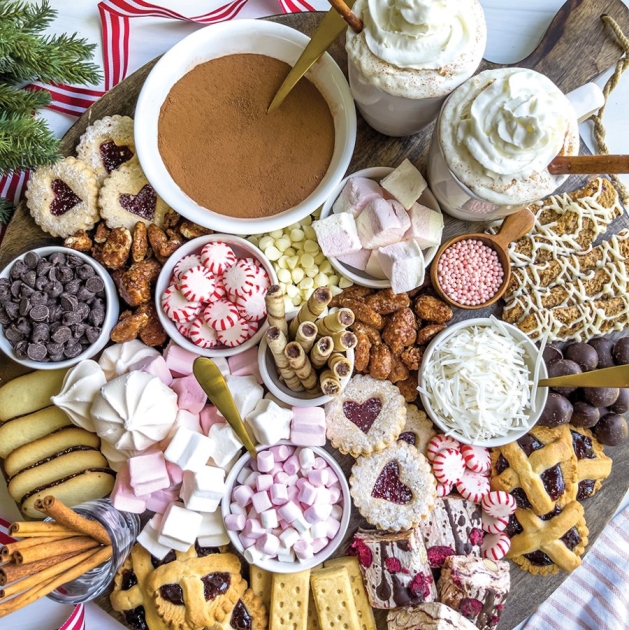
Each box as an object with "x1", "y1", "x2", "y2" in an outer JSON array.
[
  {"x1": 100, "y1": 140, "x2": 133, "y2": 173},
  {"x1": 50, "y1": 179, "x2": 81, "y2": 216},
  {"x1": 119, "y1": 184, "x2": 156, "y2": 221},
  {"x1": 343, "y1": 397, "x2": 382, "y2": 434},
  {"x1": 159, "y1": 583, "x2": 184, "y2": 605},
  {"x1": 202, "y1": 572, "x2": 230, "y2": 601},
  {"x1": 231, "y1": 600, "x2": 253, "y2": 630},
  {"x1": 371, "y1": 461, "x2": 412, "y2": 504},
  {"x1": 398, "y1": 431, "x2": 417, "y2": 446}
]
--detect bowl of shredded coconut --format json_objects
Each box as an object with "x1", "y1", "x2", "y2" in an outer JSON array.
[{"x1": 418, "y1": 317, "x2": 547, "y2": 446}]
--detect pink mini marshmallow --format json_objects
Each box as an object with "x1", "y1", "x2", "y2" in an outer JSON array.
[
  {"x1": 311, "y1": 537, "x2": 329, "y2": 554},
  {"x1": 252, "y1": 491, "x2": 272, "y2": 513},
  {"x1": 232, "y1": 484, "x2": 254, "y2": 507},
  {"x1": 243, "y1": 471, "x2": 258, "y2": 488},
  {"x1": 257, "y1": 451, "x2": 275, "y2": 473},
  {"x1": 325, "y1": 470, "x2": 339, "y2": 487},
  {"x1": 279, "y1": 527, "x2": 299, "y2": 548},
  {"x1": 228, "y1": 347, "x2": 262, "y2": 384},
  {"x1": 274, "y1": 471, "x2": 290, "y2": 485},
  {"x1": 256, "y1": 474, "x2": 274, "y2": 493},
  {"x1": 313, "y1": 457, "x2": 328, "y2": 470},
  {"x1": 269, "y1": 444, "x2": 294, "y2": 462},
  {"x1": 199, "y1": 405, "x2": 223, "y2": 434},
  {"x1": 146, "y1": 488, "x2": 180, "y2": 514},
  {"x1": 325, "y1": 516, "x2": 341, "y2": 539},
  {"x1": 230, "y1": 502, "x2": 247, "y2": 517},
  {"x1": 297, "y1": 448, "x2": 315, "y2": 471},
  {"x1": 298, "y1": 482, "x2": 318, "y2": 506},
  {"x1": 130, "y1": 355, "x2": 173, "y2": 386},
  {"x1": 270, "y1": 463, "x2": 284, "y2": 477},
  {"x1": 236, "y1": 467, "x2": 252, "y2": 485},
  {"x1": 278, "y1": 501, "x2": 301, "y2": 523},
  {"x1": 243, "y1": 518, "x2": 265, "y2": 539},
  {"x1": 279, "y1": 519, "x2": 291, "y2": 531},
  {"x1": 239, "y1": 534, "x2": 258, "y2": 549},
  {"x1": 163, "y1": 343, "x2": 198, "y2": 377},
  {"x1": 328, "y1": 485, "x2": 342, "y2": 503},
  {"x1": 260, "y1": 509, "x2": 278, "y2": 529},
  {"x1": 293, "y1": 539, "x2": 313, "y2": 561},
  {"x1": 283, "y1": 455, "x2": 300, "y2": 475},
  {"x1": 225, "y1": 514, "x2": 246, "y2": 531},
  {"x1": 286, "y1": 486, "x2": 299, "y2": 503},
  {"x1": 331, "y1": 505, "x2": 343, "y2": 520},
  {"x1": 316, "y1": 488, "x2": 331, "y2": 504},
  {"x1": 295, "y1": 477, "x2": 308, "y2": 491},
  {"x1": 270, "y1": 483, "x2": 289, "y2": 505},
  {"x1": 304, "y1": 504, "x2": 333, "y2": 524},
  {"x1": 249, "y1": 458, "x2": 259, "y2": 473},
  {"x1": 307, "y1": 469, "x2": 330, "y2": 488},
  {"x1": 256, "y1": 533, "x2": 280, "y2": 556},
  {"x1": 171, "y1": 374, "x2": 207, "y2": 414}
]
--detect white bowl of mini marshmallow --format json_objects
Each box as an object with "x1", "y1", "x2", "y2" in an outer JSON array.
[
  {"x1": 317, "y1": 163, "x2": 444, "y2": 291},
  {"x1": 222, "y1": 441, "x2": 350, "y2": 573}
]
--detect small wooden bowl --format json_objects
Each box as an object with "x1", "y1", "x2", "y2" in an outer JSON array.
[{"x1": 430, "y1": 208, "x2": 536, "y2": 310}]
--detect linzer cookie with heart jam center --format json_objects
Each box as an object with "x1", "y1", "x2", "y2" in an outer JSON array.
[{"x1": 324, "y1": 374, "x2": 406, "y2": 457}]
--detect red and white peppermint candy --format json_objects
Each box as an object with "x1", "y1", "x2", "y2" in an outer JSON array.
[
  {"x1": 190, "y1": 319, "x2": 219, "y2": 349},
  {"x1": 179, "y1": 265, "x2": 216, "y2": 303},
  {"x1": 200, "y1": 241, "x2": 237, "y2": 275},
  {"x1": 456, "y1": 470, "x2": 491, "y2": 503},
  {"x1": 482, "y1": 532, "x2": 511, "y2": 561},
  {"x1": 223, "y1": 260, "x2": 256, "y2": 298},
  {"x1": 248, "y1": 320, "x2": 260, "y2": 335},
  {"x1": 212, "y1": 276, "x2": 227, "y2": 301},
  {"x1": 202, "y1": 299, "x2": 240, "y2": 331},
  {"x1": 235, "y1": 287, "x2": 267, "y2": 321},
  {"x1": 482, "y1": 511, "x2": 508, "y2": 534},
  {"x1": 176, "y1": 319, "x2": 197, "y2": 339},
  {"x1": 431, "y1": 448, "x2": 465, "y2": 486},
  {"x1": 436, "y1": 481, "x2": 453, "y2": 498},
  {"x1": 481, "y1": 491, "x2": 517, "y2": 519},
  {"x1": 426, "y1": 434, "x2": 461, "y2": 462},
  {"x1": 173, "y1": 254, "x2": 202, "y2": 280},
  {"x1": 217, "y1": 318, "x2": 251, "y2": 347},
  {"x1": 460, "y1": 444, "x2": 491, "y2": 473},
  {"x1": 251, "y1": 264, "x2": 270, "y2": 291},
  {"x1": 162, "y1": 285, "x2": 201, "y2": 323}
]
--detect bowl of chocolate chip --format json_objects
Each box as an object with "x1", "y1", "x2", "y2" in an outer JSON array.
[
  {"x1": 135, "y1": 20, "x2": 356, "y2": 236},
  {"x1": 0, "y1": 246, "x2": 118, "y2": 369}
]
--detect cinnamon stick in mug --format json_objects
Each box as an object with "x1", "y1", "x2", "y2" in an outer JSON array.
[
  {"x1": 15, "y1": 536, "x2": 99, "y2": 565},
  {"x1": 9, "y1": 522, "x2": 75, "y2": 536},
  {"x1": 0, "y1": 551, "x2": 80, "y2": 586}
]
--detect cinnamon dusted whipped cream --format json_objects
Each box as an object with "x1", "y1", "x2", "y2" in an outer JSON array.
[{"x1": 346, "y1": 0, "x2": 486, "y2": 99}]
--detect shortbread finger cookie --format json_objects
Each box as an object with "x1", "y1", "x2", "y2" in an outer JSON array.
[
  {"x1": 324, "y1": 374, "x2": 406, "y2": 457},
  {"x1": 25, "y1": 156, "x2": 99, "y2": 238},
  {"x1": 350, "y1": 441, "x2": 437, "y2": 531},
  {"x1": 99, "y1": 161, "x2": 169, "y2": 231},
  {"x1": 398, "y1": 405, "x2": 436, "y2": 457},
  {"x1": 76, "y1": 115, "x2": 137, "y2": 184}
]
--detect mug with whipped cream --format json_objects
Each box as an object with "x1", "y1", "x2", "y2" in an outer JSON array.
[
  {"x1": 345, "y1": 0, "x2": 487, "y2": 137},
  {"x1": 427, "y1": 68, "x2": 603, "y2": 221}
]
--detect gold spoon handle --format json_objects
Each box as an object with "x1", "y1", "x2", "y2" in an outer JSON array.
[{"x1": 538, "y1": 364, "x2": 629, "y2": 389}]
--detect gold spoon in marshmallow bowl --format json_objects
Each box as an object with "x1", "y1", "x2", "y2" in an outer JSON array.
[{"x1": 430, "y1": 208, "x2": 536, "y2": 311}]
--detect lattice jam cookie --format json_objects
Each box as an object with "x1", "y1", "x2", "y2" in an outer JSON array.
[
  {"x1": 76, "y1": 115, "x2": 137, "y2": 184},
  {"x1": 325, "y1": 374, "x2": 406, "y2": 457},
  {"x1": 25, "y1": 156, "x2": 99, "y2": 238},
  {"x1": 568, "y1": 426, "x2": 612, "y2": 501},
  {"x1": 99, "y1": 161, "x2": 169, "y2": 231},
  {"x1": 397, "y1": 405, "x2": 436, "y2": 457},
  {"x1": 214, "y1": 588, "x2": 268, "y2": 630},
  {"x1": 350, "y1": 441, "x2": 436, "y2": 531}
]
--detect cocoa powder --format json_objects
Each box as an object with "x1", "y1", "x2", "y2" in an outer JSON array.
[{"x1": 158, "y1": 54, "x2": 335, "y2": 219}]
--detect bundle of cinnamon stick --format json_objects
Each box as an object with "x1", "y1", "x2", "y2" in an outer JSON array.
[{"x1": 0, "y1": 496, "x2": 112, "y2": 618}]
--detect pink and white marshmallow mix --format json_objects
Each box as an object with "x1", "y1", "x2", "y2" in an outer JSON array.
[
  {"x1": 162, "y1": 241, "x2": 270, "y2": 349},
  {"x1": 313, "y1": 160, "x2": 444, "y2": 294},
  {"x1": 227, "y1": 446, "x2": 343, "y2": 565},
  {"x1": 437, "y1": 239, "x2": 505, "y2": 306},
  {"x1": 426, "y1": 434, "x2": 516, "y2": 560}
]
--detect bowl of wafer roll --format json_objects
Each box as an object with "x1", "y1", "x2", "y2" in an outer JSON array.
[{"x1": 259, "y1": 285, "x2": 355, "y2": 407}]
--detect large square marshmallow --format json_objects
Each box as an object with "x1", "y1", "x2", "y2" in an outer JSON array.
[
  {"x1": 225, "y1": 375, "x2": 263, "y2": 418},
  {"x1": 245, "y1": 399, "x2": 292, "y2": 445},
  {"x1": 137, "y1": 514, "x2": 172, "y2": 559},
  {"x1": 336, "y1": 248, "x2": 371, "y2": 271},
  {"x1": 208, "y1": 422, "x2": 244, "y2": 469},
  {"x1": 378, "y1": 239, "x2": 426, "y2": 294},
  {"x1": 198, "y1": 510, "x2": 230, "y2": 547},
  {"x1": 356, "y1": 199, "x2": 410, "y2": 250},
  {"x1": 158, "y1": 502, "x2": 202, "y2": 552},
  {"x1": 164, "y1": 426, "x2": 214, "y2": 472},
  {"x1": 332, "y1": 177, "x2": 383, "y2": 216},
  {"x1": 380, "y1": 159, "x2": 427, "y2": 210},
  {"x1": 365, "y1": 250, "x2": 387, "y2": 279},
  {"x1": 404, "y1": 203, "x2": 444, "y2": 249},
  {"x1": 180, "y1": 466, "x2": 226, "y2": 512},
  {"x1": 312, "y1": 213, "x2": 362, "y2": 258}
]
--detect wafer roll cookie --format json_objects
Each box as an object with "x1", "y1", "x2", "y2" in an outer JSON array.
[
  {"x1": 266, "y1": 327, "x2": 303, "y2": 392},
  {"x1": 310, "y1": 566, "x2": 362, "y2": 630},
  {"x1": 328, "y1": 352, "x2": 352, "y2": 379},
  {"x1": 265, "y1": 285, "x2": 288, "y2": 336},
  {"x1": 289, "y1": 287, "x2": 332, "y2": 337},
  {"x1": 310, "y1": 336, "x2": 334, "y2": 369},
  {"x1": 269, "y1": 569, "x2": 311, "y2": 630},
  {"x1": 317, "y1": 308, "x2": 355, "y2": 336},
  {"x1": 285, "y1": 342, "x2": 319, "y2": 393},
  {"x1": 331, "y1": 330, "x2": 357, "y2": 352},
  {"x1": 295, "y1": 321, "x2": 317, "y2": 354},
  {"x1": 320, "y1": 370, "x2": 341, "y2": 397}
]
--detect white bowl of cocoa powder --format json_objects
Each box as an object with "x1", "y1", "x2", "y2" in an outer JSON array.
[{"x1": 135, "y1": 20, "x2": 356, "y2": 235}]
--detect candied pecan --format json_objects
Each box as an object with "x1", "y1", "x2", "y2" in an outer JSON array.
[
  {"x1": 64, "y1": 230, "x2": 92, "y2": 252},
  {"x1": 91, "y1": 243, "x2": 105, "y2": 265},
  {"x1": 110, "y1": 310, "x2": 149, "y2": 343},
  {"x1": 341, "y1": 298, "x2": 383, "y2": 329},
  {"x1": 350, "y1": 321, "x2": 382, "y2": 345},
  {"x1": 94, "y1": 222, "x2": 111, "y2": 244},
  {"x1": 136, "y1": 302, "x2": 167, "y2": 346},
  {"x1": 382, "y1": 308, "x2": 417, "y2": 355},
  {"x1": 369, "y1": 343, "x2": 392, "y2": 380},
  {"x1": 354, "y1": 331, "x2": 372, "y2": 373},
  {"x1": 340, "y1": 286, "x2": 374, "y2": 302},
  {"x1": 148, "y1": 224, "x2": 183, "y2": 263},
  {"x1": 131, "y1": 222, "x2": 148, "y2": 263},
  {"x1": 416, "y1": 323, "x2": 447, "y2": 346},
  {"x1": 388, "y1": 353, "x2": 410, "y2": 383},
  {"x1": 396, "y1": 372, "x2": 419, "y2": 403},
  {"x1": 414, "y1": 295, "x2": 453, "y2": 323},
  {"x1": 162, "y1": 209, "x2": 182, "y2": 230},
  {"x1": 179, "y1": 221, "x2": 213, "y2": 240},
  {"x1": 117, "y1": 259, "x2": 161, "y2": 306},
  {"x1": 101, "y1": 227, "x2": 132, "y2": 270},
  {"x1": 365, "y1": 289, "x2": 410, "y2": 315},
  {"x1": 401, "y1": 346, "x2": 423, "y2": 371}
]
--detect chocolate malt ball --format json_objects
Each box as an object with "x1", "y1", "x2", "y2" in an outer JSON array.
[
  {"x1": 610, "y1": 388, "x2": 629, "y2": 414},
  {"x1": 570, "y1": 402, "x2": 600, "y2": 429},
  {"x1": 538, "y1": 393, "x2": 573, "y2": 428},
  {"x1": 547, "y1": 359, "x2": 582, "y2": 396},
  {"x1": 565, "y1": 342, "x2": 598, "y2": 372},
  {"x1": 593, "y1": 413, "x2": 629, "y2": 446},
  {"x1": 543, "y1": 345, "x2": 563, "y2": 365},
  {"x1": 613, "y1": 338, "x2": 629, "y2": 365},
  {"x1": 588, "y1": 338, "x2": 615, "y2": 369},
  {"x1": 583, "y1": 387, "x2": 619, "y2": 408}
]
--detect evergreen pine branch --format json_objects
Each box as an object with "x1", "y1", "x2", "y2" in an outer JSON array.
[
  {"x1": 0, "y1": 112, "x2": 59, "y2": 175},
  {"x1": 0, "y1": 196, "x2": 14, "y2": 224},
  {"x1": 0, "y1": 0, "x2": 55, "y2": 33},
  {"x1": 0, "y1": 83, "x2": 50, "y2": 116}
]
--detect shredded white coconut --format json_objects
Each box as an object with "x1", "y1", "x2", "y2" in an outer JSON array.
[{"x1": 421, "y1": 318, "x2": 534, "y2": 441}]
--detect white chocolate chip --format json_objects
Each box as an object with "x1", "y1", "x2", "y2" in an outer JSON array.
[
  {"x1": 300, "y1": 254, "x2": 315, "y2": 269},
  {"x1": 277, "y1": 269, "x2": 292, "y2": 283},
  {"x1": 339, "y1": 276, "x2": 353, "y2": 289},
  {"x1": 299, "y1": 277, "x2": 314, "y2": 290},
  {"x1": 269, "y1": 230, "x2": 283, "y2": 239},
  {"x1": 290, "y1": 228, "x2": 305, "y2": 242},
  {"x1": 303, "y1": 239, "x2": 319, "y2": 254},
  {"x1": 259, "y1": 235, "x2": 274, "y2": 251},
  {"x1": 265, "y1": 245, "x2": 282, "y2": 261},
  {"x1": 276, "y1": 238, "x2": 291, "y2": 252},
  {"x1": 314, "y1": 272, "x2": 328, "y2": 287}
]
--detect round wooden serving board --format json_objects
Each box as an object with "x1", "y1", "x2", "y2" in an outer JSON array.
[{"x1": 2, "y1": 1, "x2": 629, "y2": 628}]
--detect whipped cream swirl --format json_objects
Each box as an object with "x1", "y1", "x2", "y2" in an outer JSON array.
[
  {"x1": 457, "y1": 69, "x2": 570, "y2": 181},
  {"x1": 364, "y1": 0, "x2": 474, "y2": 70}
]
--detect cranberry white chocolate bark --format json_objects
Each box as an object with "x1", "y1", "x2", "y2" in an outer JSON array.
[
  {"x1": 387, "y1": 602, "x2": 477, "y2": 630},
  {"x1": 437, "y1": 556, "x2": 510, "y2": 630},
  {"x1": 350, "y1": 528, "x2": 437, "y2": 609}
]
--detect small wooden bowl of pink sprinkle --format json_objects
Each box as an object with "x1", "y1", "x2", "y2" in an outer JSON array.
[{"x1": 430, "y1": 208, "x2": 536, "y2": 310}]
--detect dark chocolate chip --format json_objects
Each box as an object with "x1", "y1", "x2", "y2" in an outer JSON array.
[
  {"x1": 64, "y1": 278, "x2": 81, "y2": 295},
  {"x1": 73, "y1": 323, "x2": 87, "y2": 338},
  {"x1": 5, "y1": 325, "x2": 24, "y2": 343},
  {"x1": 19, "y1": 284, "x2": 34, "y2": 299},
  {"x1": 62, "y1": 311, "x2": 81, "y2": 326},
  {"x1": 18, "y1": 298, "x2": 31, "y2": 316},
  {"x1": 30, "y1": 291, "x2": 47, "y2": 305},
  {"x1": 11, "y1": 280, "x2": 22, "y2": 298},
  {"x1": 10, "y1": 260, "x2": 27, "y2": 280},
  {"x1": 76, "y1": 303, "x2": 90, "y2": 321},
  {"x1": 95, "y1": 290, "x2": 105, "y2": 299},
  {"x1": 31, "y1": 322, "x2": 50, "y2": 344},
  {"x1": 20, "y1": 269, "x2": 36, "y2": 288},
  {"x1": 0, "y1": 285, "x2": 10, "y2": 302},
  {"x1": 46, "y1": 281, "x2": 63, "y2": 298},
  {"x1": 27, "y1": 342, "x2": 47, "y2": 361},
  {"x1": 46, "y1": 342, "x2": 63, "y2": 356},
  {"x1": 23, "y1": 251, "x2": 40, "y2": 269},
  {"x1": 15, "y1": 317, "x2": 32, "y2": 336},
  {"x1": 60, "y1": 293, "x2": 78, "y2": 312},
  {"x1": 4, "y1": 301, "x2": 18, "y2": 320},
  {"x1": 30, "y1": 304, "x2": 50, "y2": 322},
  {"x1": 14, "y1": 341, "x2": 28, "y2": 359},
  {"x1": 49, "y1": 252, "x2": 66, "y2": 266},
  {"x1": 36, "y1": 259, "x2": 52, "y2": 276},
  {"x1": 0, "y1": 307, "x2": 11, "y2": 326},
  {"x1": 77, "y1": 287, "x2": 95, "y2": 303},
  {"x1": 65, "y1": 254, "x2": 82, "y2": 268},
  {"x1": 63, "y1": 343, "x2": 83, "y2": 358},
  {"x1": 85, "y1": 276, "x2": 105, "y2": 293},
  {"x1": 77, "y1": 264, "x2": 95, "y2": 280},
  {"x1": 35, "y1": 275, "x2": 49, "y2": 291},
  {"x1": 57, "y1": 266, "x2": 74, "y2": 284},
  {"x1": 52, "y1": 326, "x2": 72, "y2": 344},
  {"x1": 89, "y1": 308, "x2": 105, "y2": 326},
  {"x1": 49, "y1": 305, "x2": 63, "y2": 322},
  {"x1": 85, "y1": 326, "x2": 102, "y2": 344}
]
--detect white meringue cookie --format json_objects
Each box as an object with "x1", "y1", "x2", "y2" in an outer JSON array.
[
  {"x1": 98, "y1": 340, "x2": 160, "y2": 381},
  {"x1": 51, "y1": 359, "x2": 106, "y2": 432},
  {"x1": 99, "y1": 439, "x2": 136, "y2": 472},
  {"x1": 91, "y1": 371, "x2": 177, "y2": 454}
]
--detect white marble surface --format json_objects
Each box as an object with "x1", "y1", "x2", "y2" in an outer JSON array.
[{"x1": 2, "y1": 1, "x2": 628, "y2": 627}]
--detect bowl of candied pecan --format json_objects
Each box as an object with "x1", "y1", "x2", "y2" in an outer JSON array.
[{"x1": 0, "y1": 246, "x2": 118, "y2": 369}]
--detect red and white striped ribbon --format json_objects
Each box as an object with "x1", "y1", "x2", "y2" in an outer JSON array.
[{"x1": 0, "y1": 516, "x2": 14, "y2": 545}]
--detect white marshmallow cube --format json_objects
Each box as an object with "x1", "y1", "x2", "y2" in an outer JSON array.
[
  {"x1": 312, "y1": 213, "x2": 362, "y2": 258},
  {"x1": 158, "y1": 502, "x2": 202, "y2": 552},
  {"x1": 356, "y1": 198, "x2": 410, "y2": 249},
  {"x1": 180, "y1": 466, "x2": 226, "y2": 512},
  {"x1": 365, "y1": 250, "x2": 387, "y2": 279},
  {"x1": 198, "y1": 510, "x2": 229, "y2": 547},
  {"x1": 207, "y1": 422, "x2": 243, "y2": 469},
  {"x1": 381, "y1": 159, "x2": 427, "y2": 210},
  {"x1": 225, "y1": 375, "x2": 263, "y2": 418},
  {"x1": 378, "y1": 239, "x2": 426, "y2": 294},
  {"x1": 332, "y1": 177, "x2": 383, "y2": 216},
  {"x1": 137, "y1": 514, "x2": 172, "y2": 559},
  {"x1": 164, "y1": 427, "x2": 214, "y2": 473}
]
